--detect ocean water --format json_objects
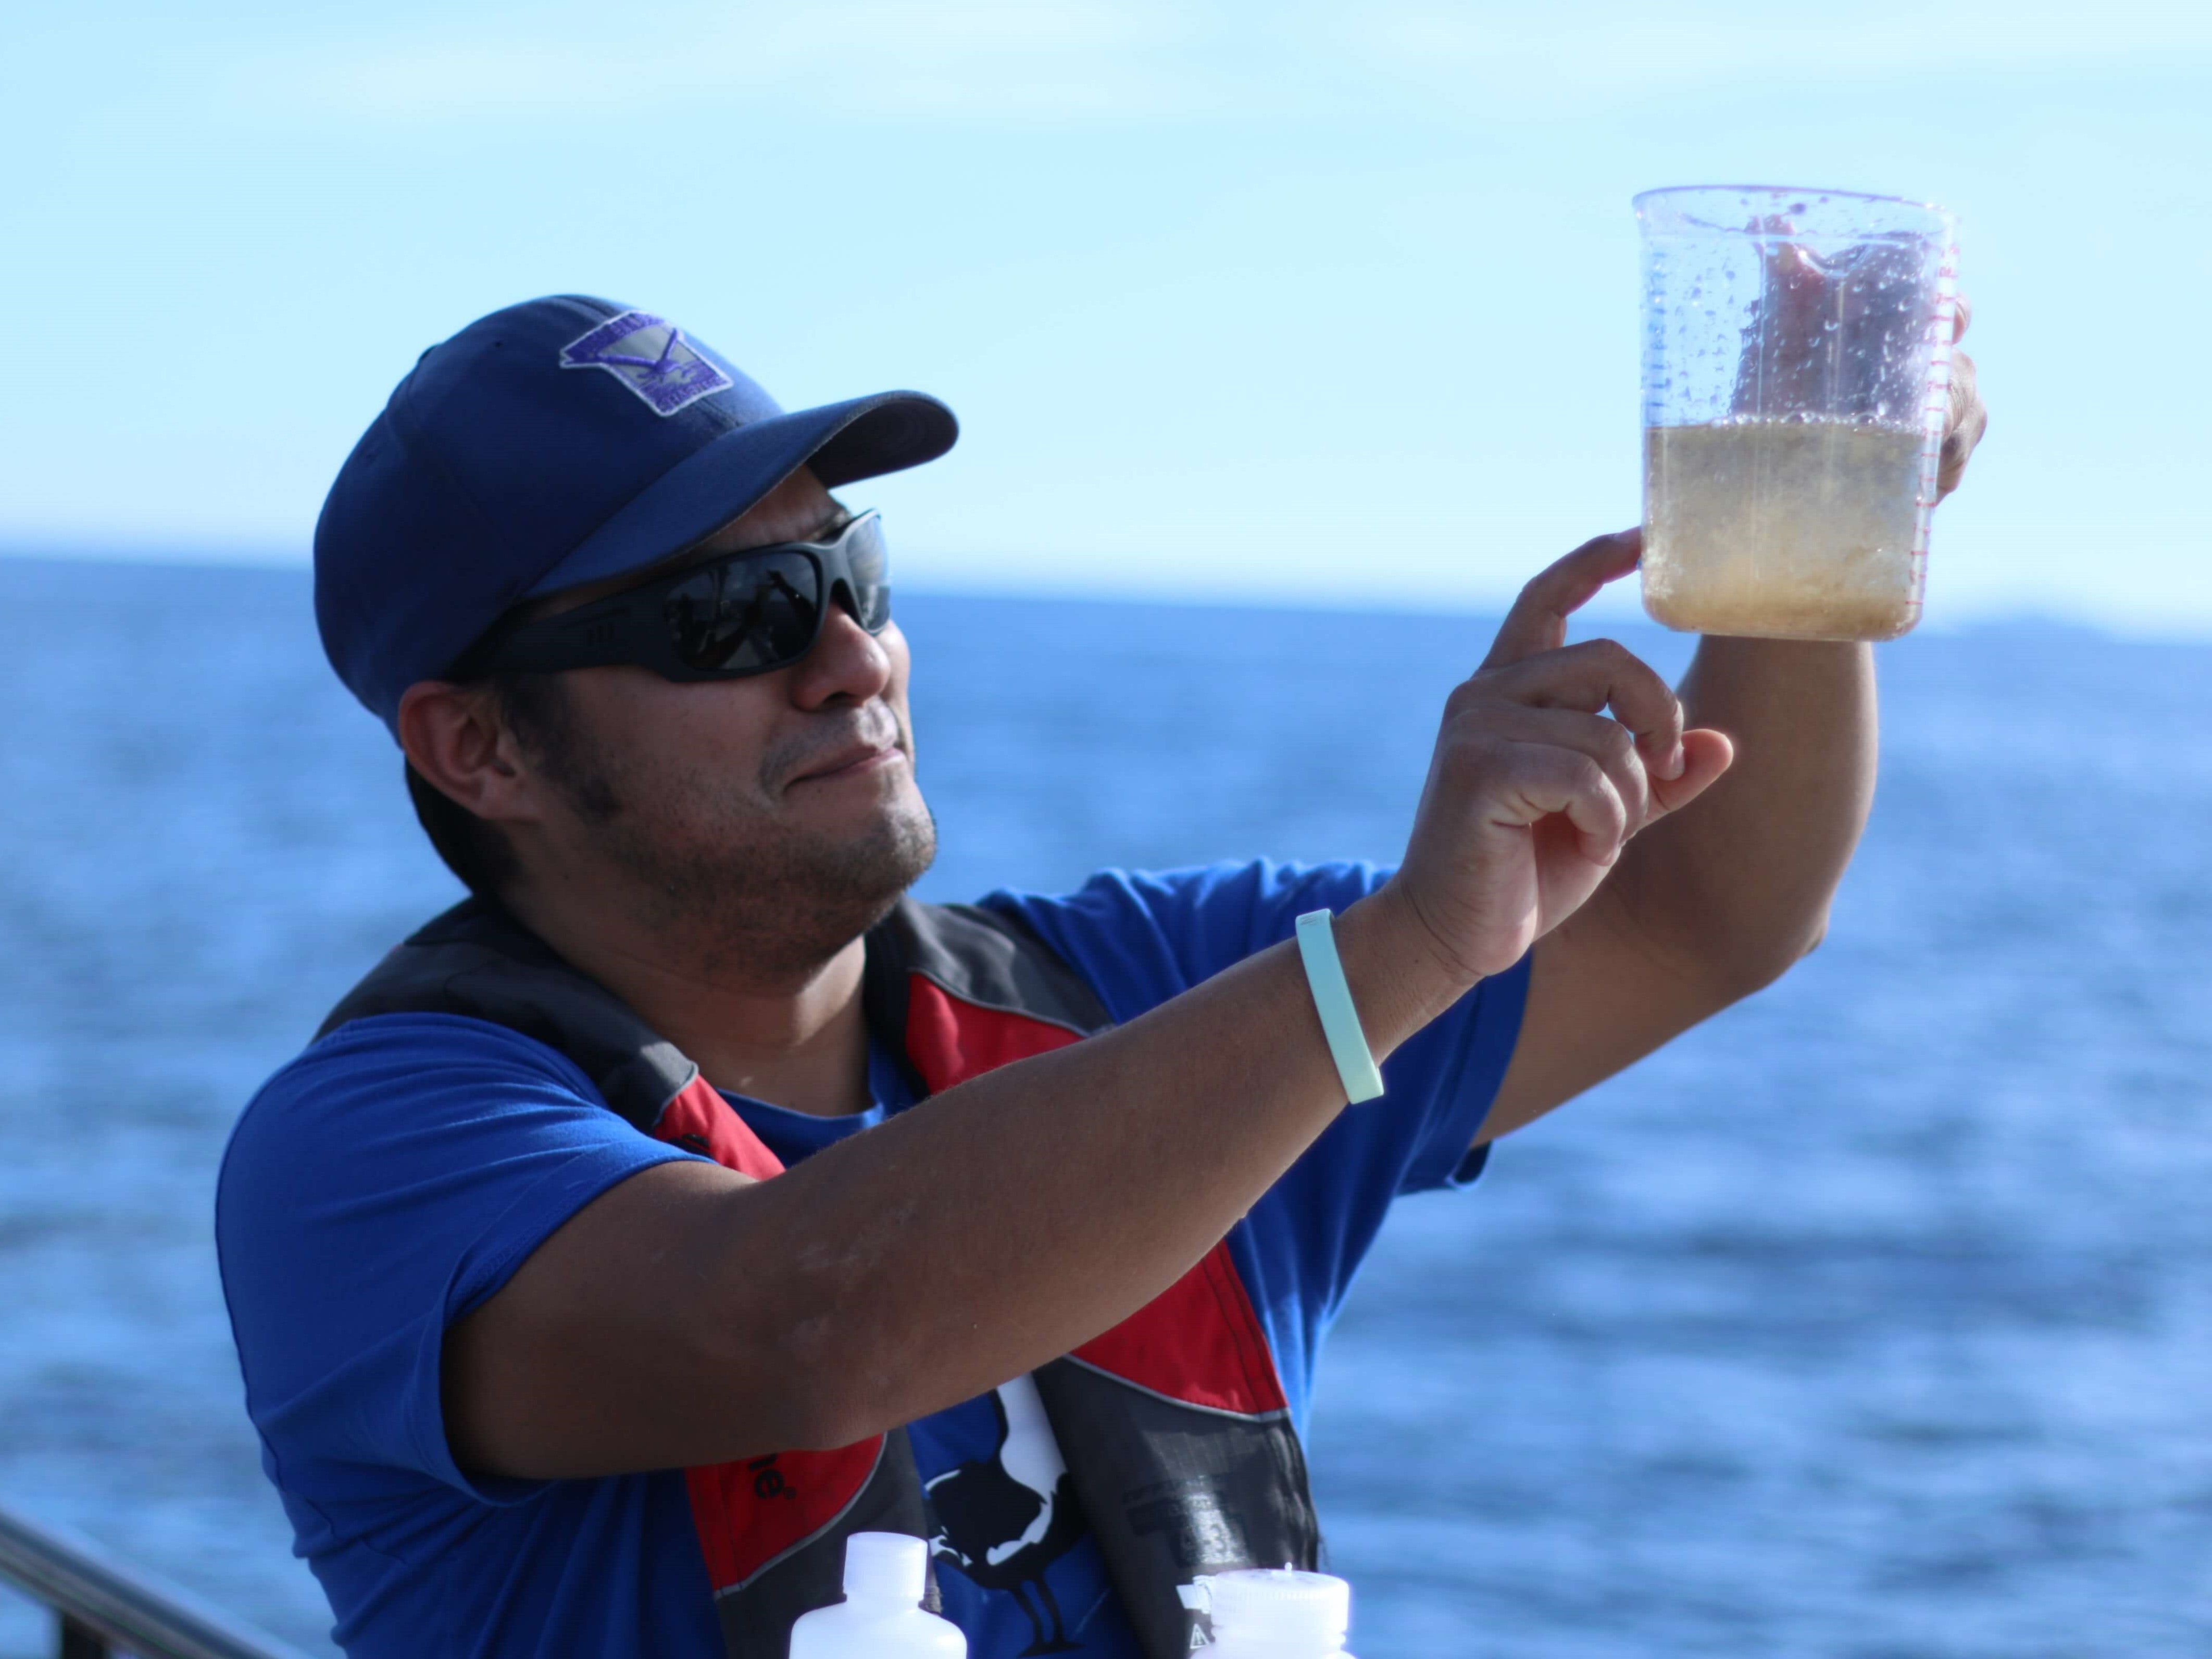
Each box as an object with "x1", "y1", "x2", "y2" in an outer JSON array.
[{"x1": 0, "y1": 557, "x2": 2204, "y2": 1657}]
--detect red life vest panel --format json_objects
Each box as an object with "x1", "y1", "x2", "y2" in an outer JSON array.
[{"x1": 321, "y1": 896, "x2": 1321, "y2": 1658}]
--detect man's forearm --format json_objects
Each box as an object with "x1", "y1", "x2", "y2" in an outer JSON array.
[
  {"x1": 446, "y1": 888, "x2": 1477, "y2": 1476},
  {"x1": 1614, "y1": 636, "x2": 1877, "y2": 993},
  {"x1": 724, "y1": 886, "x2": 1470, "y2": 1445}
]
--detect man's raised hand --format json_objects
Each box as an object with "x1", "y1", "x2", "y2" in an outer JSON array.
[
  {"x1": 1938, "y1": 294, "x2": 1986, "y2": 500},
  {"x1": 1384, "y1": 531, "x2": 1735, "y2": 983}
]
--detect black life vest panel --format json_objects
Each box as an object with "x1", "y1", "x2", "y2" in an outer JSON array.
[{"x1": 319, "y1": 896, "x2": 1322, "y2": 1658}]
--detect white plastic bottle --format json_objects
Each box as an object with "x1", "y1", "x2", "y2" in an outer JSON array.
[
  {"x1": 1201, "y1": 1567, "x2": 1356, "y2": 1657},
  {"x1": 788, "y1": 1532, "x2": 967, "y2": 1659}
]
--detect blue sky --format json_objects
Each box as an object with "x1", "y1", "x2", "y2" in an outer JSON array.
[{"x1": 5, "y1": 1, "x2": 2207, "y2": 628}]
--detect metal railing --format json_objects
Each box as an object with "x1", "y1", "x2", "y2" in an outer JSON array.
[{"x1": 0, "y1": 1501, "x2": 314, "y2": 1659}]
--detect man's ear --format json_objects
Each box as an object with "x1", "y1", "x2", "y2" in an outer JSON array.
[{"x1": 397, "y1": 681, "x2": 533, "y2": 824}]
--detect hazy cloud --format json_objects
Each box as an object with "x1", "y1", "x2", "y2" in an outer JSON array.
[
  {"x1": 223, "y1": 0, "x2": 2212, "y2": 129},
  {"x1": 228, "y1": 1, "x2": 1225, "y2": 125}
]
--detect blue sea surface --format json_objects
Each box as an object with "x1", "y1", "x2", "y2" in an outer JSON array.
[{"x1": 0, "y1": 557, "x2": 2204, "y2": 1656}]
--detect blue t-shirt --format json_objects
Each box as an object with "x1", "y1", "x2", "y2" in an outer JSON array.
[{"x1": 218, "y1": 862, "x2": 1529, "y2": 1658}]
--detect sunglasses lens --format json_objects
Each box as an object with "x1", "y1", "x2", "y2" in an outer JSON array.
[
  {"x1": 663, "y1": 551, "x2": 822, "y2": 672},
  {"x1": 844, "y1": 515, "x2": 892, "y2": 632}
]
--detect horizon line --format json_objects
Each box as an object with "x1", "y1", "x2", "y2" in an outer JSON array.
[{"x1": 0, "y1": 543, "x2": 2191, "y2": 643}]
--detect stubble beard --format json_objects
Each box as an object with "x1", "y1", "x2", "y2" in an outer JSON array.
[
  {"x1": 536, "y1": 708, "x2": 939, "y2": 987},
  {"x1": 609, "y1": 784, "x2": 938, "y2": 984}
]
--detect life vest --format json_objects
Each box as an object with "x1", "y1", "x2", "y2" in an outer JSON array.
[{"x1": 320, "y1": 896, "x2": 1322, "y2": 1659}]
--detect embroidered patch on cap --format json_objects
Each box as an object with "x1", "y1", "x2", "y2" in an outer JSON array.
[{"x1": 558, "y1": 311, "x2": 733, "y2": 417}]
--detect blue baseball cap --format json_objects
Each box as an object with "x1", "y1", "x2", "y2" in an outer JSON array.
[{"x1": 314, "y1": 294, "x2": 957, "y2": 736}]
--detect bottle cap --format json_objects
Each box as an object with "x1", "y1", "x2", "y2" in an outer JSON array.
[
  {"x1": 1206, "y1": 1568, "x2": 1351, "y2": 1645},
  {"x1": 842, "y1": 1532, "x2": 928, "y2": 1608}
]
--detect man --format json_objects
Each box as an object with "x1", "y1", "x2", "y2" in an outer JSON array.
[{"x1": 218, "y1": 295, "x2": 1984, "y2": 1658}]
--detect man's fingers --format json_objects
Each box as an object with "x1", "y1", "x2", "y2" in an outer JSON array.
[
  {"x1": 1938, "y1": 349, "x2": 1986, "y2": 499},
  {"x1": 1491, "y1": 742, "x2": 1629, "y2": 867},
  {"x1": 1952, "y1": 292, "x2": 1973, "y2": 343},
  {"x1": 1647, "y1": 728, "x2": 1734, "y2": 818},
  {"x1": 1462, "y1": 709, "x2": 1728, "y2": 841},
  {"x1": 1477, "y1": 637, "x2": 1684, "y2": 780},
  {"x1": 1481, "y1": 530, "x2": 1642, "y2": 671},
  {"x1": 1470, "y1": 705, "x2": 1655, "y2": 828}
]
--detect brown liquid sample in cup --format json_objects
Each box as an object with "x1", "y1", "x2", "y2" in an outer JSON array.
[{"x1": 1643, "y1": 420, "x2": 1926, "y2": 641}]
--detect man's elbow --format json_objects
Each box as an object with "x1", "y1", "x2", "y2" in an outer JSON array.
[{"x1": 1700, "y1": 907, "x2": 1830, "y2": 1007}]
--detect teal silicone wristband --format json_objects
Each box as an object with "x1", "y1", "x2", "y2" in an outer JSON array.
[{"x1": 1293, "y1": 909, "x2": 1386, "y2": 1104}]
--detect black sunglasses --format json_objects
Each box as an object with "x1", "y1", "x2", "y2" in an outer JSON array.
[{"x1": 461, "y1": 511, "x2": 890, "y2": 682}]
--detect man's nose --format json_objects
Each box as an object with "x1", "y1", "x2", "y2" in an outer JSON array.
[{"x1": 791, "y1": 601, "x2": 892, "y2": 709}]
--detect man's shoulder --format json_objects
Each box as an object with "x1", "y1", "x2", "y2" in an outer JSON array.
[
  {"x1": 977, "y1": 859, "x2": 1392, "y2": 1021},
  {"x1": 981, "y1": 858, "x2": 1393, "y2": 952},
  {"x1": 222, "y1": 1014, "x2": 606, "y2": 1202},
  {"x1": 250, "y1": 1011, "x2": 598, "y2": 1111},
  {"x1": 215, "y1": 1011, "x2": 682, "y2": 1353}
]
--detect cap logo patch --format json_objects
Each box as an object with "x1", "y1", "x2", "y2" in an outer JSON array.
[{"x1": 558, "y1": 311, "x2": 732, "y2": 416}]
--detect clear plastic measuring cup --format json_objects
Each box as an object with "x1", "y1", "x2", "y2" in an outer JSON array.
[{"x1": 1636, "y1": 185, "x2": 1958, "y2": 641}]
